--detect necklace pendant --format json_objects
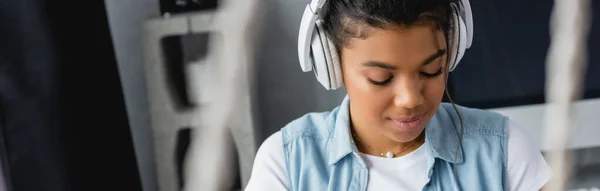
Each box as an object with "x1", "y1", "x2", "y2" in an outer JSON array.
[{"x1": 385, "y1": 151, "x2": 394, "y2": 158}]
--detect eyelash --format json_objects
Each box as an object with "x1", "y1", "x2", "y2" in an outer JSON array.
[
  {"x1": 421, "y1": 67, "x2": 444, "y2": 78},
  {"x1": 368, "y1": 78, "x2": 393, "y2": 86},
  {"x1": 368, "y1": 68, "x2": 444, "y2": 86}
]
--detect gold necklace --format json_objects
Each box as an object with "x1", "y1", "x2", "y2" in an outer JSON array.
[{"x1": 351, "y1": 131, "x2": 420, "y2": 158}]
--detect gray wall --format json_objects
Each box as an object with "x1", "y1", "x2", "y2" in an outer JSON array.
[{"x1": 253, "y1": 0, "x2": 347, "y2": 143}]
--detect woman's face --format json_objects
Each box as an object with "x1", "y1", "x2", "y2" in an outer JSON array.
[{"x1": 342, "y1": 25, "x2": 448, "y2": 143}]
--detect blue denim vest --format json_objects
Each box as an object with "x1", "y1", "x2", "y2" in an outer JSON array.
[{"x1": 281, "y1": 96, "x2": 508, "y2": 191}]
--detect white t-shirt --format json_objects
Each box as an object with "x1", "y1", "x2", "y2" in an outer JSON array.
[{"x1": 245, "y1": 120, "x2": 553, "y2": 191}]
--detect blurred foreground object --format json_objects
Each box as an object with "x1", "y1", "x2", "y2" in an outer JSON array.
[
  {"x1": 544, "y1": 0, "x2": 592, "y2": 190},
  {"x1": 141, "y1": 0, "x2": 263, "y2": 190}
]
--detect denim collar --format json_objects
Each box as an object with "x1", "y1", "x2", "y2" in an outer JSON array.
[{"x1": 326, "y1": 96, "x2": 464, "y2": 165}]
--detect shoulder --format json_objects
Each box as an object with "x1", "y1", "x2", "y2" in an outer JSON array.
[
  {"x1": 506, "y1": 120, "x2": 540, "y2": 152},
  {"x1": 438, "y1": 103, "x2": 509, "y2": 136},
  {"x1": 249, "y1": 108, "x2": 342, "y2": 190},
  {"x1": 246, "y1": 131, "x2": 289, "y2": 190},
  {"x1": 280, "y1": 106, "x2": 341, "y2": 144},
  {"x1": 506, "y1": 120, "x2": 552, "y2": 190},
  {"x1": 439, "y1": 103, "x2": 508, "y2": 126},
  {"x1": 256, "y1": 131, "x2": 285, "y2": 161}
]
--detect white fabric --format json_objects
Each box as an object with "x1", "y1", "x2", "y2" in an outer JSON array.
[
  {"x1": 359, "y1": 142, "x2": 429, "y2": 190},
  {"x1": 245, "y1": 120, "x2": 553, "y2": 191}
]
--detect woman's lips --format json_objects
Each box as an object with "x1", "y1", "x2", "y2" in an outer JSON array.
[{"x1": 389, "y1": 115, "x2": 424, "y2": 131}]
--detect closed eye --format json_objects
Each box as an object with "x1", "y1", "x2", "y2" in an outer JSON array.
[
  {"x1": 421, "y1": 67, "x2": 443, "y2": 78},
  {"x1": 368, "y1": 77, "x2": 393, "y2": 86}
]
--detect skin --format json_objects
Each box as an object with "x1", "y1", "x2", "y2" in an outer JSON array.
[{"x1": 341, "y1": 24, "x2": 448, "y2": 157}]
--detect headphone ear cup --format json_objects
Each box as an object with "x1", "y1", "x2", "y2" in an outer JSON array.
[
  {"x1": 461, "y1": 0, "x2": 474, "y2": 48},
  {"x1": 454, "y1": 17, "x2": 468, "y2": 70},
  {"x1": 448, "y1": 9, "x2": 460, "y2": 72},
  {"x1": 449, "y1": 1, "x2": 472, "y2": 72},
  {"x1": 448, "y1": 4, "x2": 468, "y2": 72},
  {"x1": 311, "y1": 20, "x2": 335, "y2": 89},
  {"x1": 325, "y1": 36, "x2": 343, "y2": 89}
]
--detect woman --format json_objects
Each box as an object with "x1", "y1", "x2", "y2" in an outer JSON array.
[{"x1": 246, "y1": 0, "x2": 552, "y2": 190}]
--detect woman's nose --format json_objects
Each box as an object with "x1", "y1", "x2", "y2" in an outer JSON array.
[{"x1": 393, "y1": 77, "x2": 424, "y2": 109}]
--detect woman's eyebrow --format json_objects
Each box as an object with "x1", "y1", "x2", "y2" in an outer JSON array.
[
  {"x1": 421, "y1": 49, "x2": 447, "y2": 66},
  {"x1": 361, "y1": 61, "x2": 397, "y2": 71},
  {"x1": 360, "y1": 49, "x2": 447, "y2": 70}
]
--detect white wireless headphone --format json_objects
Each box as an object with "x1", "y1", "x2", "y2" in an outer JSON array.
[{"x1": 298, "y1": 0, "x2": 474, "y2": 90}]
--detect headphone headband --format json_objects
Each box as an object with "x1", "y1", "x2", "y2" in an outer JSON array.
[
  {"x1": 309, "y1": 0, "x2": 326, "y2": 14},
  {"x1": 298, "y1": 0, "x2": 473, "y2": 90}
]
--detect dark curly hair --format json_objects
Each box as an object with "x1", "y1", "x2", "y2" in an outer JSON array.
[{"x1": 322, "y1": 0, "x2": 458, "y2": 57}]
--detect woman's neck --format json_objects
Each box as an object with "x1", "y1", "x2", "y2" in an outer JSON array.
[{"x1": 351, "y1": 124, "x2": 425, "y2": 158}]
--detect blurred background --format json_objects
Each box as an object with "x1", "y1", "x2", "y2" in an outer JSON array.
[{"x1": 0, "y1": 0, "x2": 598, "y2": 191}]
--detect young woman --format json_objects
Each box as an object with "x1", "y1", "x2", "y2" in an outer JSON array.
[{"x1": 246, "y1": 0, "x2": 552, "y2": 190}]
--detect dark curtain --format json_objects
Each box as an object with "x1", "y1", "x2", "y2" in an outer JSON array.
[
  {"x1": 0, "y1": 0, "x2": 142, "y2": 190},
  {"x1": 450, "y1": 0, "x2": 600, "y2": 109},
  {"x1": 0, "y1": 0, "x2": 68, "y2": 190}
]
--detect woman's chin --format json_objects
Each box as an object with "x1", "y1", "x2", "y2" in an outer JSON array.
[{"x1": 386, "y1": 127, "x2": 425, "y2": 143}]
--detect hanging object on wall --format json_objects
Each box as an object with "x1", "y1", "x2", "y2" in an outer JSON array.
[{"x1": 543, "y1": 0, "x2": 592, "y2": 190}]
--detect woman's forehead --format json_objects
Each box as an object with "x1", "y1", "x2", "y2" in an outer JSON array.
[
  {"x1": 342, "y1": 26, "x2": 446, "y2": 66},
  {"x1": 346, "y1": 25, "x2": 445, "y2": 51}
]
